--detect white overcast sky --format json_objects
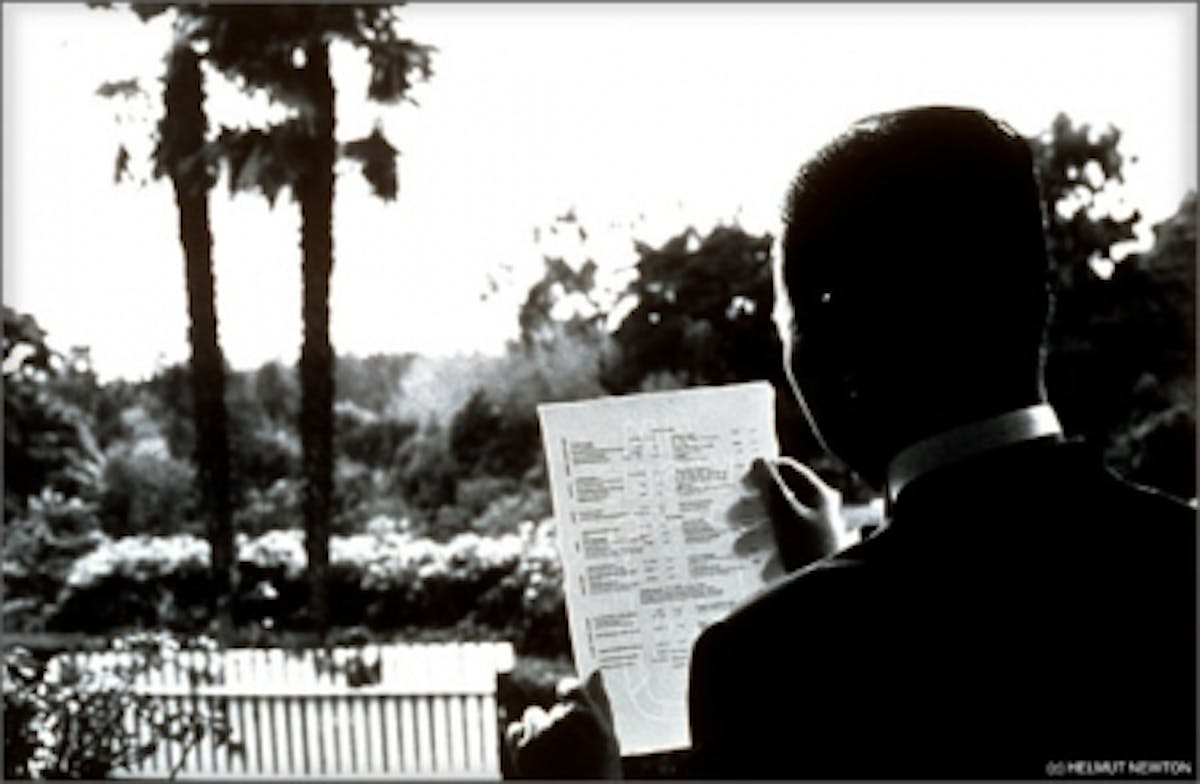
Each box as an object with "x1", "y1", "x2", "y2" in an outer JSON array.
[{"x1": 3, "y1": 3, "x2": 1196, "y2": 381}]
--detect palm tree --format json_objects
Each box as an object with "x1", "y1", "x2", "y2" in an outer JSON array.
[
  {"x1": 295, "y1": 35, "x2": 338, "y2": 639},
  {"x1": 100, "y1": 5, "x2": 430, "y2": 639},
  {"x1": 196, "y1": 5, "x2": 432, "y2": 638},
  {"x1": 160, "y1": 36, "x2": 236, "y2": 641},
  {"x1": 102, "y1": 8, "x2": 237, "y2": 640}
]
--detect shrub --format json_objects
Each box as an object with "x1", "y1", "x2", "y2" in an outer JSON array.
[
  {"x1": 3, "y1": 632, "x2": 231, "y2": 780},
  {"x1": 334, "y1": 402, "x2": 417, "y2": 466},
  {"x1": 50, "y1": 522, "x2": 569, "y2": 655},
  {"x1": 98, "y1": 437, "x2": 198, "y2": 537},
  {"x1": 52, "y1": 534, "x2": 212, "y2": 634},
  {"x1": 470, "y1": 486, "x2": 552, "y2": 535},
  {"x1": 3, "y1": 490, "x2": 106, "y2": 633},
  {"x1": 231, "y1": 477, "x2": 303, "y2": 536},
  {"x1": 230, "y1": 423, "x2": 300, "y2": 496}
]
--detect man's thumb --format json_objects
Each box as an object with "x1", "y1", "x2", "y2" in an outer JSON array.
[
  {"x1": 772, "y1": 457, "x2": 841, "y2": 510},
  {"x1": 758, "y1": 457, "x2": 840, "y2": 572}
]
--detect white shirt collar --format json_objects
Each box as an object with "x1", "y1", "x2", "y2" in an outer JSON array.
[{"x1": 885, "y1": 403, "x2": 1064, "y2": 504}]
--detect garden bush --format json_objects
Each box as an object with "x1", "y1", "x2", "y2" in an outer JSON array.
[
  {"x1": 98, "y1": 437, "x2": 198, "y2": 537},
  {"x1": 3, "y1": 490, "x2": 107, "y2": 633},
  {"x1": 3, "y1": 631, "x2": 231, "y2": 780},
  {"x1": 50, "y1": 521, "x2": 569, "y2": 656}
]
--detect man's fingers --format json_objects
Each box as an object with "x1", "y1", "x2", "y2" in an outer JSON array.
[
  {"x1": 555, "y1": 676, "x2": 582, "y2": 701},
  {"x1": 502, "y1": 719, "x2": 523, "y2": 775},
  {"x1": 725, "y1": 492, "x2": 769, "y2": 527},
  {"x1": 760, "y1": 552, "x2": 784, "y2": 582},
  {"x1": 506, "y1": 702, "x2": 575, "y2": 756},
  {"x1": 504, "y1": 719, "x2": 525, "y2": 754},
  {"x1": 732, "y1": 524, "x2": 776, "y2": 557},
  {"x1": 739, "y1": 458, "x2": 817, "y2": 517},
  {"x1": 741, "y1": 457, "x2": 771, "y2": 490},
  {"x1": 548, "y1": 701, "x2": 573, "y2": 724},
  {"x1": 520, "y1": 705, "x2": 551, "y2": 744},
  {"x1": 507, "y1": 674, "x2": 622, "y2": 778}
]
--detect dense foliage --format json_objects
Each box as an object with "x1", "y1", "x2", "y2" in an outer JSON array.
[
  {"x1": 1033, "y1": 114, "x2": 1196, "y2": 497},
  {"x1": 3, "y1": 632, "x2": 231, "y2": 780}
]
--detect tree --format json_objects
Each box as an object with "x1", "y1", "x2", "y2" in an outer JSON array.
[
  {"x1": 336, "y1": 353, "x2": 418, "y2": 415},
  {"x1": 1031, "y1": 114, "x2": 1196, "y2": 497},
  {"x1": 3, "y1": 308, "x2": 103, "y2": 520},
  {"x1": 516, "y1": 212, "x2": 613, "y2": 353},
  {"x1": 1091, "y1": 192, "x2": 1196, "y2": 497},
  {"x1": 161, "y1": 37, "x2": 237, "y2": 637},
  {"x1": 99, "y1": 6, "x2": 237, "y2": 639},
  {"x1": 448, "y1": 389, "x2": 540, "y2": 480},
  {"x1": 518, "y1": 256, "x2": 607, "y2": 351},
  {"x1": 97, "y1": 5, "x2": 432, "y2": 636},
  {"x1": 3, "y1": 308, "x2": 108, "y2": 632},
  {"x1": 190, "y1": 6, "x2": 433, "y2": 637},
  {"x1": 606, "y1": 226, "x2": 777, "y2": 390}
]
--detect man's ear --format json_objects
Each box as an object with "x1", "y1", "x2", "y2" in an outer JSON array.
[
  {"x1": 771, "y1": 268, "x2": 806, "y2": 411},
  {"x1": 770, "y1": 244, "x2": 794, "y2": 348}
]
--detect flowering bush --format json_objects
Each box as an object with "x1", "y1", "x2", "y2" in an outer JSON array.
[
  {"x1": 66, "y1": 533, "x2": 209, "y2": 588},
  {"x1": 50, "y1": 521, "x2": 568, "y2": 654},
  {"x1": 237, "y1": 528, "x2": 306, "y2": 580},
  {"x1": 2, "y1": 631, "x2": 231, "y2": 780},
  {"x1": 3, "y1": 490, "x2": 106, "y2": 633}
]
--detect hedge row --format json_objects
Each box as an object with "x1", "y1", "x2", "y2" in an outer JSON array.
[{"x1": 51, "y1": 521, "x2": 568, "y2": 656}]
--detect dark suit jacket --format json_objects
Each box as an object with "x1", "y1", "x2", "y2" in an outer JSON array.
[{"x1": 688, "y1": 439, "x2": 1196, "y2": 779}]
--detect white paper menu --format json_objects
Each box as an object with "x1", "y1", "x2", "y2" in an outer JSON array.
[{"x1": 537, "y1": 381, "x2": 780, "y2": 755}]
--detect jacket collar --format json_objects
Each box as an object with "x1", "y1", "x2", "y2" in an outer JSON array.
[{"x1": 885, "y1": 404, "x2": 1064, "y2": 505}]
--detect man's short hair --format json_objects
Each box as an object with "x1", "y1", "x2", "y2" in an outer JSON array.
[{"x1": 779, "y1": 106, "x2": 1051, "y2": 378}]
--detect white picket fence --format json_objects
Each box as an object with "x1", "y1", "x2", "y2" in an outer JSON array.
[{"x1": 62, "y1": 642, "x2": 515, "y2": 780}]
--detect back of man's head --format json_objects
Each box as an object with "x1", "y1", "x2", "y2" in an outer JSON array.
[{"x1": 778, "y1": 106, "x2": 1052, "y2": 486}]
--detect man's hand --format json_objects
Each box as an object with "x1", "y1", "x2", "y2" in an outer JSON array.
[
  {"x1": 725, "y1": 457, "x2": 852, "y2": 580},
  {"x1": 504, "y1": 670, "x2": 622, "y2": 779}
]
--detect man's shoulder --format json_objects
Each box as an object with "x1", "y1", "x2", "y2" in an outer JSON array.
[
  {"x1": 1105, "y1": 472, "x2": 1195, "y2": 522},
  {"x1": 1067, "y1": 454, "x2": 1196, "y2": 553},
  {"x1": 1034, "y1": 440, "x2": 1192, "y2": 518},
  {"x1": 1098, "y1": 474, "x2": 1196, "y2": 569},
  {"x1": 702, "y1": 541, "x2": 878, "y2": 646}
]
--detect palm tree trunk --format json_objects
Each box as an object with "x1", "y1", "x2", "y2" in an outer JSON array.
[
  {"x1": 162, "y1": 41, "x2": 235, "y2": 642},
  {"x1": 297, "y1": 39, "x2": 336, "y2": 640}
]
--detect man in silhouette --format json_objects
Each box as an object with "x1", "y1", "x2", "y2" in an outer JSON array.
[{"x1": 509, "y1": 106, "x2": 1197, "y2": 779}]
